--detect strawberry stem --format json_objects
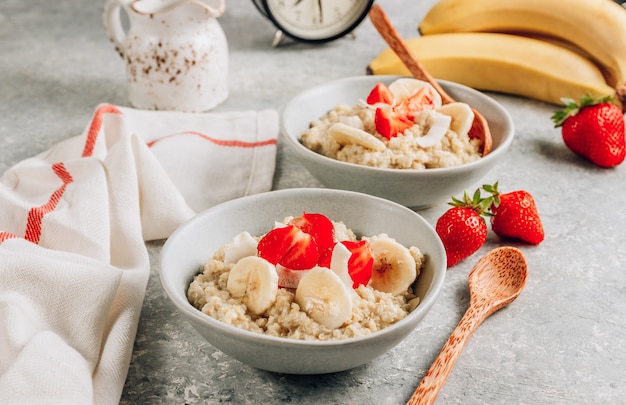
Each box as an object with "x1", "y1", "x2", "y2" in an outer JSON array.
[
  {"x1": 449, "y1": 186, "x2": 495, "y2": 219},
  {"x1": 481, "y1": 181, "x2": 500, "y2": 208},
  {"x1": 551, "y1": 93, "x2": 616, "y2": 127}
]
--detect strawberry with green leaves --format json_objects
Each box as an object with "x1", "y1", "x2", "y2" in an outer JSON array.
[
  {"x1": 483, "y1": 183, "x2": 544, "y2": 245},
  {"x1": 435, "y1": 189, "x2": 492, "y2": 268},
  {"x1": 552, "y1": 94, "x2": 626, "y2": 168},
  {"x1": 436, "y1": 182, "x2": 545, "y2": 268}
]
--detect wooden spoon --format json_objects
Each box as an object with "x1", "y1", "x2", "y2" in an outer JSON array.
[
  {"x1": 369, "y1": 4, "x2": 492, "y2": 156},
  {"x1": 407, "y1": 246, "x2": 528, "y2": 405}
]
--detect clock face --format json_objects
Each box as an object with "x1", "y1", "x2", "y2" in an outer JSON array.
[{"x1": 263, "y1": 0, "x2": 374, "y2": 42}]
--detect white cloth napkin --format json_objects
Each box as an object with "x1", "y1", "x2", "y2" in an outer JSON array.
[{"x1": 0, "y1": 104, "x2": 278, "y2": 404}]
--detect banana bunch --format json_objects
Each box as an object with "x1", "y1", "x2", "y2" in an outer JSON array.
[{"x1": 368, "y1": 0, "x2": 626, "y2": 108}]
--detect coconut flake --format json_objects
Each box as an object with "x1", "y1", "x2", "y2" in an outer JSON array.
[
  {"x1": 358, "y1": 98, "x2": 394, "y2": 110},
  {"x1": 223, "y1": 231, "x2": 258, "y2": 265},
  {"x1": 415, "y1": 112, "x2": 451, "y2": 148},
  {"x1": 329, "y1": 243, "x2": 359, "y2": 298}
]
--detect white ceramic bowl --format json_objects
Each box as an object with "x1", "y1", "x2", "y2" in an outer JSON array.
[
  {"x1": 160, "y1": 188, "x2": 446, "y2": 374},
  {"x1": 282, "y1": 75, "x2": 514, "y2": 209}
]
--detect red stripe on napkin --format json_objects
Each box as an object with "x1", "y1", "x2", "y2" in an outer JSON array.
[
  {"x1": 0, "y1": 232, "x2": 19, "y2": 243},
  {"x1": 146, "y1": 131, "x2": 277, "y2": 148},
  {"x1": 2, "y1": 106, "x2": 120, "y2": 246},
  {"x1": 82, "y1": 104, "x2": 123, "y2": 157},
  {"x1": 24, "y1": 162, "x2": 74, "y2": 244}
]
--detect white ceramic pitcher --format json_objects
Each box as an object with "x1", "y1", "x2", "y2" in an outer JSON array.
[{"x1": 104, "y1": 0, "x2": 228, "y2": 112}]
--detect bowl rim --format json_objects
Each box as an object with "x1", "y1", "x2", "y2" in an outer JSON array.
[
  {"x1": 281, "y1": 75, "x2": 514, "y2": 176},
  {"x1": 160, "y1": 188, "x2": 447, "y2": 348}
]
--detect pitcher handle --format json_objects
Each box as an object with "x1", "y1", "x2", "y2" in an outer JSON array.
[{"x1": 103, "y1": 0, "x2": 129, "y2": 57}]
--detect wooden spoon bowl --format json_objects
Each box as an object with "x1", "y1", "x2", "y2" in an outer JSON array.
[{"x1": 369, "y1": 4, "x2": 493, "y2": 156}]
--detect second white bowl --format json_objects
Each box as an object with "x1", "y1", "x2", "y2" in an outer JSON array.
[{"x1": 282, "y1": 75, "x2": 514, "y2": 209}]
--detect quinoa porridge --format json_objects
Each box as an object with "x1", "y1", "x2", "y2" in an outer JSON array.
[
  {"x1": 300, "y1": 78, "x2": 482, "y2": 169},
  {"x1": 187, "y1": 214, "x2": 424, "y2": 341}
]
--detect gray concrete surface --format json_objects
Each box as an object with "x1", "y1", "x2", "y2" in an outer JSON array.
[{"x1": 1, "y1": 0, "x2": 625, "y2": 403}]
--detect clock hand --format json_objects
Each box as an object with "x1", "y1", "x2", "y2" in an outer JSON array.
[{"x1": 317, "y1": 0, "x2": 323, "y2": 22}]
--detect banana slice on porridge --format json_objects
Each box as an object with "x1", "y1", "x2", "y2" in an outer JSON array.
[
  {"x1": 368, "y1": 236, "x2": 417, "y2": 295},
  {"x1": 295, "y1": 267, "x2": 353, "y2": 329},
  {"x1": 226, "y1": 256, "x2": 279, "y2": 314},
  {"x1": 329, "y1": 122, "x2": 386, "y2": 151},
  {"x1": 437, "y1": 102, "x2": 475, "y2": 138}
]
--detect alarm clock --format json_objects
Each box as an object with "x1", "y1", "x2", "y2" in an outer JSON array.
[{"x1": 252, "y1": 0, "x2": 375, "y2": 45}]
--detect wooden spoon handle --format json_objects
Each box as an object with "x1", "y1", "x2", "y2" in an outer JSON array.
[
  {"x1": 369, "y1": 4, "x2": 493, "y2": 156},
  {"x1": 368, "y1": 4, "x2": 455, "y2": 104},
  {"x1": 406, "y1": 304, "x2": 489, "y2": 405}
]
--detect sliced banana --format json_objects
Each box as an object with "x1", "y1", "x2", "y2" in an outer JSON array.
[
  {"x1": 339, "y1": 114, "x2": 365, "y2": 130},
  {"x1": 223, "y1": 231, "x2": 258, "y2": 265},
  {"x1": 388, "y1": 78, "x2": 442, "y2": 108},
  {"x1": 295, "y1": 267, "x2": 353, "y2": 329},
  {"x1": 329, "y1": 122, "x2": 386, "y2": 152},
  {"x1": 437, "y1": 102, "x2": 475, "y2": 139},
  {"x1": 369, "y1": 236, "x2": 417, "y2": 295},
  {"x1": 226, "y1": 256, "x2": 278, "y2": 314}
]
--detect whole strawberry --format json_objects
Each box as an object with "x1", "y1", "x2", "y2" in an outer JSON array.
[
  {"x1": 552, "y1": 94, "x2": 625, "y2": 168},
  {"x1": 435, "y1": 190, "x2": 491, "y2": 268},
  {"x1": 483, "y1": 183, "x2": 544, "y2": 245}
]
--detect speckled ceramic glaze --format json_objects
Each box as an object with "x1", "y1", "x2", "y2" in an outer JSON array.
[
  {"x1": 104, "y1": 0, "x2": 228, "y2": 111},
  {"x1": 159, "y1": 188, "x2": 447, "y2": 374}
]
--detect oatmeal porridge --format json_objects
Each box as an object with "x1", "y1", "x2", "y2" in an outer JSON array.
[
  {"x1": 187, "y1": 213, "x2": 424, "y2": 341},
  {"x1": 300, "y1": 78, "x2": 482, "y2": 169}
]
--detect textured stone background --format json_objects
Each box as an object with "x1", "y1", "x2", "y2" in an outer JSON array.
[{"x1": 1, "y1": 0, "x2": 625, "y2": 403}]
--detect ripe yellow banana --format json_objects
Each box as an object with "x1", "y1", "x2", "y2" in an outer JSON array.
[
  {"x1": 418, "y1": 0, "x2": 626, "y2": 94},
  {"x1": 367, "y1": 32, "x2": 615, "y2": 107}
]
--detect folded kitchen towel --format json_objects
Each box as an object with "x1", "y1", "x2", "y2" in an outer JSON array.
[{"x1": 0, "y1": 104, "x2": 279, "y2": 404}]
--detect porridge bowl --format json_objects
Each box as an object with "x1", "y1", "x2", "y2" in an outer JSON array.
[
  {"x1": 282, "y1": 75, "x2": 514, "y2": 209},
  {"x1": 160, "y1": 188, "x2": 446, "y2": 374}
]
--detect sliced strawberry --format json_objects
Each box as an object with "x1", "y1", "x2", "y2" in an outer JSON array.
[
  {"x1": 366, "y1": 82, "x2": 394, "y2": 105},
  {"x1": 289, "y1": 212, "x2": 335, "y2": 265},
  {"x1": 317, "y1": 247, "x2": 333, "y2": 269},
  {"x1": 281, "y1": 238, "x2": 318, "y2": 269},
  {"x1": 394, "y1": 87, "x2": 435, "y2": 119},
  {"x1": 340, "y1": 240, "x2": 374, "y2": 288},
  {"x1": 374, "y1": 86, "x2": 438, "y2": 139},
  {"x1": 257, "y1": 225, "x2": 318, "y2": 270},
  {"x1": 375, "y1": 107, "x2": 414, "y2": 140},
  {"x1": 257, "y1": 226, "x2": 293, "y2": 265}
]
